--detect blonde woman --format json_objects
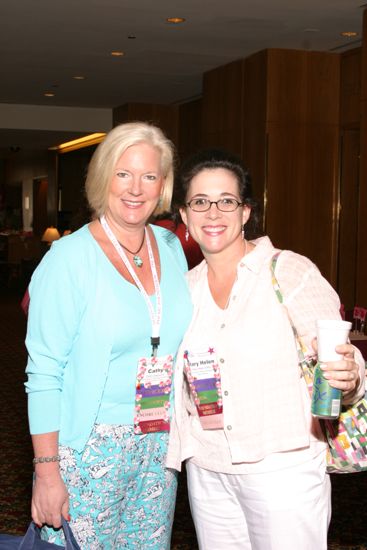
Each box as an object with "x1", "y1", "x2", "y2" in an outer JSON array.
[{"x1": 25, "y1": 123, "x2": 192, "y2": 549}]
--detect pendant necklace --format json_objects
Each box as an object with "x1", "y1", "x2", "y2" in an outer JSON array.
[
  {"x1": 100, "y1": 215, "x2": 162, "y2": 356},
  {"x1": 118, "y1": 231, "x2": 146, "y2": 268}
]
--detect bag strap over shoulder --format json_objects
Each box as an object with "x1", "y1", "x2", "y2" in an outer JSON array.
[{"x1": 270, "y1": 251, "x2": 315, "y2": 395}]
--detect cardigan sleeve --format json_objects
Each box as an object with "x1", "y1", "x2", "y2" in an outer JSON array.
[{"x1": 25, "y1": 238, "x2": 87, "y2": 434}]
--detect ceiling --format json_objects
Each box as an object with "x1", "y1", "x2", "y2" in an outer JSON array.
[{"x1": 0, "y1": 0, "x2": 365, "y2": 153}]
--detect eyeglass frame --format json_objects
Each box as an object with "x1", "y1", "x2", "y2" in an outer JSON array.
[{"x1": 185, "y1": 198, "x2": 244, "y2": 212}]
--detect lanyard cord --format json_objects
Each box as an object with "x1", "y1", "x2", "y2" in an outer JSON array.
[{"x1": 100, "y1": 215, "x2": 162, "y2": 355}]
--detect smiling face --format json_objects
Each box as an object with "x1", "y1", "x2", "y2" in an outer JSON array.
[
  {"x1": 106, "y1": 142, "x2": 165, "y2": 232},
  {"x1": 180, "y1": 167, "x2": 251, "y2": 257}
]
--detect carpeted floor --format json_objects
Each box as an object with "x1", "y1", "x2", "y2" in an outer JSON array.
[{"x1": 0, "y1": 286, "x2": 366, "y2": 549}]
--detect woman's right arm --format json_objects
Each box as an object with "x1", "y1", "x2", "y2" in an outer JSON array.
[
  {"x1": 25, "y1": 238, "x2": 86, "y2": 527},
  {"x1": 31, "y1": 432, "x2": 69, "y2": 528}
]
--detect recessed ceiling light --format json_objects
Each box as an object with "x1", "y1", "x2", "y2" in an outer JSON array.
[
  {"x1": 340, "y1": 31, "x2": 359, "y2": 38},
  {"x1": 110, "y1": 51, "x2": 124, "y2": 57},
  {"x1": 73, "y1": 75, "x2": 86, "y2": 80},
  {"x1": 166, "y1": 17, "x2": 185, "y2": 24},
  {"x1": 128, "y1": 35, "x2": 136, "y2": 39},
  {"x1": 44, "y1": 92, "x2": 55, "y2": 97}
]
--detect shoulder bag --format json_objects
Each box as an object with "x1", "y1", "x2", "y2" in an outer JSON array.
[
  {"x1": 270, "y1": 251, "x2": 367, "y2": 474},
  {"x1": 0, "y1": 519, "x2": 80, "y2": 550}
]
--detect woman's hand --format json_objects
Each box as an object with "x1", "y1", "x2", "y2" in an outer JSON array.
[
  {"x1": 31, "y1": 467, "x2": 69, "y2": 528},
  {"x1": 319, "y1": 343, "x2": 360, "y2": 398}
]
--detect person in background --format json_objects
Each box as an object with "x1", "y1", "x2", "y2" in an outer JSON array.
[
  {"x1": 167, "y1": 148, "x2": 365, "y2": 550},
  {"x1": 153, "y1": 211, "x2": 203, "y2": 269},
  {"x1": 25, "y1": 122, "x2": 192, "y2": 549}
]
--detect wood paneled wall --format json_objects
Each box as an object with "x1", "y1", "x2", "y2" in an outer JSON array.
[
  {"x1": 242, "y1": 51, "x2": 267, "y2": 207},
  {"x1": 198, "y1": 49, "x2": 342, "y2": 282},
  {"x1": 178, "y1": 98, "x2": 202, "y2": 163},
  {"x1": 338, "y1": 128, "x2": 360, "y2": 308},
  {"x1": 197, "y1": 39, "x2": 367, "y2": 300},
  {"x1": 340, "y1": 48, "x2": 361, "y2": 127},
  {"x1": 201, "y1": 59, "x2": 245, "y2": 157},
  {"x1": 113, "y1": 103, "x2": 179, "y2": 146},
  {"x1": 338, "y1": 48, "x2": 361, "y2": 309},
  {"x1": 263, "y1": 50, "x2": 341, "y2": 284},
  {"x1": 357, "y1": 10, "x2": 367, "y2": 305}
]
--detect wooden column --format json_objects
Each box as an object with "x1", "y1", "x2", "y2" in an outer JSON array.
[
  {"x1": 178, "y1": 98, "x2": 202, "y2": 163},
  {"x1": 242, "y1": 49, "x2": 341, "y2": 284},
  {"x1": 338, "y1": 48, "x2": 361, "y2": 309},
  {"x1": 356, "y1": 10, "x2": 367, "y2": 305},
  {"x1": 201, "y1": 59, "x2": 245, "y2": 157}
]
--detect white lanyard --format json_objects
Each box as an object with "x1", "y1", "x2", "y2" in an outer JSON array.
[{"x1": 100, "y1": 215, "x2": 162, "y2": 356}]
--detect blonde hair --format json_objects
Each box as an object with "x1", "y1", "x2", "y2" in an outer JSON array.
[{"x1": 85, "y1": 122, "x2": 175, "y2": 218}]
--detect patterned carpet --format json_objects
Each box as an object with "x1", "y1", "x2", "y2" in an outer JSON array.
[{"x1": 0, "y1": 286, "x2": 365, "y2": 549}]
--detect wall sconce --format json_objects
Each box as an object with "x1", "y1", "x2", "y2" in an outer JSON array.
[
  {"x1": 49, "y1": 133, "x2": 106, "y2": 154},
  {"x1": 41, "y1": 226, "x2": 61, "y2": 245},
  {"x1": 24, "y1": 196, "x2": 30, "y2": 210}
]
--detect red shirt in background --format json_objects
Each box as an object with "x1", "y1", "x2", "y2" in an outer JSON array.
[{"x1": 153, "y1": 219, "x2": 203, "y2": 270}]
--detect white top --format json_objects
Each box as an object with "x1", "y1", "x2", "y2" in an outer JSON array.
[{"x1": 166, "y1": 236, "x2": 366, "y2": 474}]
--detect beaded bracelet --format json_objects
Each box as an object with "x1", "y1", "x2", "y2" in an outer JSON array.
[{"x1": 32, "y1": 455, "x2": 60, "y2": 465}]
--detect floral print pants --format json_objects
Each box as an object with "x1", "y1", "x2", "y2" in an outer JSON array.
[{"x1": 41, "y1": 424, "x2": 177, "y2": 549}]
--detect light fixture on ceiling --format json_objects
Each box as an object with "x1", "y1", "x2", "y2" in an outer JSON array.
[
  {"x1": 49, "y1": 133, "x2": 106, "y2": 154},
  {"x1": 166, "y1": 17, "x2": 186, "y2": 24},
  {"x1": 44, "y1": 91, "x2": 55, "y2": 97},
  {"x1": 110, "y1": 51, "x2": 124, "y2": 57},
  {"x1": 73, "y1": 75, "x2": 86, "y2": 80},
  {"x1": 128, "y1": 35, "x2": 136, "y2": 39},
  {"x1": 340, "y1": 31, "x2": 359, "y2": 38}
]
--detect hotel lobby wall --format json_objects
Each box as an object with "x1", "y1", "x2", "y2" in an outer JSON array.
[
  {"x1": 338, "y1": 48, "x2": 362, "y2": 310},
  {"x1": 197, "y1": 42, "x2": 367, "y2": 308},
  {"x1": 113, "y1": 100, "x2": 209, "y2": 168},
  {"x1": 199, "y1": 49, "x2": 341, "y2": 287},
  {"x1": 113, "y1": 103, "x2": 179, "y2": 147},
  {"x1": 357, "y1": 9, "x2": 367, "y2": 306}
]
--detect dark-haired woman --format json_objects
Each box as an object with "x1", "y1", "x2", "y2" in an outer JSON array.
[{"x1": 167, "y1": 149, "x2": 365, "y2": 550}]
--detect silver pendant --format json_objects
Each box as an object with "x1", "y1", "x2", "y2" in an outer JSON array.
[{"x1": 133, "y1": 255, "x2": 143, "y2": 267}]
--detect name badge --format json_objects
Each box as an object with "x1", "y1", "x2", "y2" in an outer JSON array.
[
  {"x1": 134, "y1": 355, "x2": 173, "y2": 434},
  {"x1": 183, "y1": 348, "x2": 224, "y2": 430}
]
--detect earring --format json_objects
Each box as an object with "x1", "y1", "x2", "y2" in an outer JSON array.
[
  {"x1": 242, "y1": 225, "x2": 245, "y2": 240},
  {"x1": 185, "y1": 226, "x2": 189, "y2": 242}
]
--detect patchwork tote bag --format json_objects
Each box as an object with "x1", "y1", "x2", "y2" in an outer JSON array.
[{"x1": 270, "y1": 251, "x2": 367, "y2": 474}]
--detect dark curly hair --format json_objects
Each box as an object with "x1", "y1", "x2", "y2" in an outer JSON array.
[{"x1": 173, "y1": 148, "x2": 261, "y2": 239}]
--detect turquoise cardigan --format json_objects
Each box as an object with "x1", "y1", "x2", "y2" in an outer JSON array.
[{"x1": 25, "y1": 224, "x2": 192, "y2": 452}]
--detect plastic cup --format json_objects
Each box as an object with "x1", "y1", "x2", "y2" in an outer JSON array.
[{"x1": 316, "y1": 320, "x2": 352, "y2": 362}]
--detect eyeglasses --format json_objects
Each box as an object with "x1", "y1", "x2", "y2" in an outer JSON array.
[{"x1": 186, "y1": 198, "x2": 243, "y2": 212}]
